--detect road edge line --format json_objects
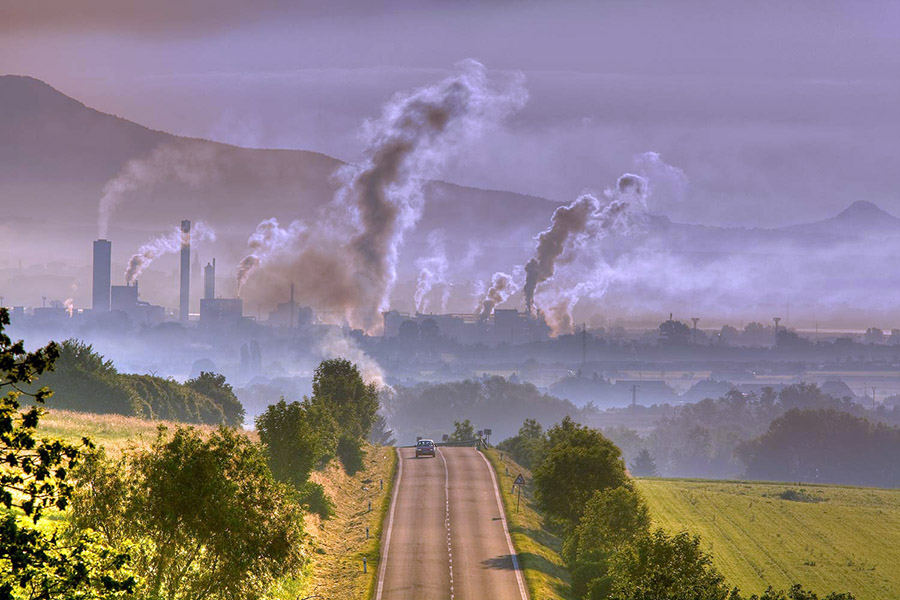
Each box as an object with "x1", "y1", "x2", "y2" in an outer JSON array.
[
  {"x1": 478, "y1": 448, "x2": 530, "y2": 600},
  {"x1": 374, "y1": 446, "x2": 402, "y2": 600}
]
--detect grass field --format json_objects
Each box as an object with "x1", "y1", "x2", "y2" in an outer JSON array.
[
  {"x1": 483, "y1": 448, "x2": 575, "y2": 600},
  {"x1": 637, "y1": 478, "x2": 900, "y2": 599}
]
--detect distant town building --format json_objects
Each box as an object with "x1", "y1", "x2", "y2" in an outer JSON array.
[
  {"x1": 200, "y1": 298, "x2": 243, "y2": 327},
  {"x1": 92, "y1": 239, "x2": 111, "y2": 312}
]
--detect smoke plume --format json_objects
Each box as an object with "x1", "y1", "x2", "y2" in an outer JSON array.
[
  {"x1": 125, "y1": 222, "x2": 215, "y2": 285},
  {"x1": 523, "y1": 194, "x2": 601, "y2": 315},
  {"x1": 414, "y1": 230, "x2": 450, "y2": 313},
  {"x1": 64, "y1": 298, "x2": 74, "y2": 317},
  {"x1": 317, "y1": 328, "x2": 389, "y2": 390},
  {"x1": 97, "y1": 142, "x2": 222, "y2": 238},
  {"x1": 237, "y1": 60, "x2": 527, "y2": 332},
  {"x1": 476, "y1": 271, "x2": 520, "y2": 318}
]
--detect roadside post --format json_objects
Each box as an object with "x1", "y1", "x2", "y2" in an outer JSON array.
[{"x1": 513, "y1": 473, "x2": 526, "y2": 514}]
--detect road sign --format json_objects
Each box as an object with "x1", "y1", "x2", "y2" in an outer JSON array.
[
  {"x1": 512, "y1": 474, "x2": 526, "y2": 513},
  {"x1": 513, "y1": 474, "x2": 526, "y2": 486},
  {"x1": 442, "y1": 434, "x2": 449, "y2": 442},
  {"x1": 483, "y1": 428, "x2": 492, "y2": 436}
]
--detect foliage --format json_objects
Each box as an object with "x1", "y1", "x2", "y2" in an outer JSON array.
[
  {"x1": 368, "y1": 413, "x2": 396, "y2": 446},
  {"x1": 564, "y1": 486, "x2": 651, "y2": 598},
  {"x1": 337, "y1": 434, "x2": 366, "y2": 475},
  {"x1": 69, "y1": 426, "x2": 305, "y2": 600},
  {"x1": 185, "y1": 371, "x2": 245, "y2": 427},
  {"x1": 383, "y1": 375, "x2": 578, "y2": 442},
  {"x1": 737, "y1": 408, "x2": 900, "y2": 486},
  {"x1": 658, "y1": 319, "x2": 692, "y2": 346},
  {"x1": 629, "y1": 448, "x2": 658, "y2": 477},
  {"x1": 256, "y1": 399, "x2": 332, "y2": 489},
  {"x1": 37, "y1": 340, "x2": 245, "y2": 427},
  {"x1": 297, "y1": 481, "x2": 335, "y2": 519},
  {"x1": 533, "y1": 417, "x2": 627, "y2": 527},
  {"x1": 0, "y1": 308, "x2": 135, "y2": 598},
  {"x1": 449, "y1": 418, "x2": 475, "y2": 442},
  {"x1": 497, "y1": 418, "x2": 547, "y2": 469},
  {"x1": 309, "y1": 359, "x2": 379, "y2": 442},
  {"x1": 599, "y1": 529, "x2": 739, "y2": 600}
]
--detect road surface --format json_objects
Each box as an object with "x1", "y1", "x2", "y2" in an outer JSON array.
[{"x1": 375, "y1": 446, "x2": 528, "y2": 600}]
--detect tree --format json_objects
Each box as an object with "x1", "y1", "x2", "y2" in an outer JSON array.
[
  {"x1": 599, "y1": 529, "x2": 738, "y2": 600},
  {"x1": 186, "y1": 371, "x2": 245, "y2": 427},
  {"x1": 450, "y1": 419, "x2": 475, "y2": 441},
  {"x1": 0, "y1": 308, "x2": 135, "y2": 597},
  {"x1": 310, "y1": 359, "x2": 379, "y2": 441},
  {"x1": 497, "y1": 418, "x2": 547, "y2": 469},
  {"x1": 630, "y1": 448, "x2": 658, "y2": 477},
  {"x1": 70, "y1": 426, "x2": 305, "y2": 600},
  {"x1": 256, "y1": 399, "x2": 332, "y2": 489},
  {"x1": 565, "y1": 486, "x2": 651, "y2": 598},
  {"x1": 533, "y1": 417, "x2": 627, "y2": 527},
  {"x1": 659, "y1": 318, "x2": 691, "y2": 346},
  {"x1": 368, "y1": 413, "x2": 396, "y2": 446}
]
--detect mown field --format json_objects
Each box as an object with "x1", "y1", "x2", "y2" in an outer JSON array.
[{"x1": 637, "y1": 478, "x2": 900, "y2": 599}]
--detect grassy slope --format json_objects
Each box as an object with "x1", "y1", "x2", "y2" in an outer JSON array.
[
  {"x1": 482, "y1": 448, "x2": 575, "y2": 600},
  {"x1": 298, "y1": 446, "x2": 397, "y2": 600},
  {"x1": 637, "y1": 478, "x2": 900, "y2": 598}
]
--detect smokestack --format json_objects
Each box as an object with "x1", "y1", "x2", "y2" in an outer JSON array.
[
  {"x1": 204, "y1": 258, "x2": 216, "y2": 300},
  {"x1": 180, "y1": 220, "x2": 190, "y2": 322},
  {"x1": 92, "y1": 239, "x2": 111, "y2": 311}
]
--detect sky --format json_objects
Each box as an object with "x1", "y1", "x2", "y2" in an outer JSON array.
[{"x1": 1, "y1": 0, "x2": 898, "y2": 227}]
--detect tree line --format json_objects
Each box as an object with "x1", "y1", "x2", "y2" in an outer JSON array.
[
  {"x1": 34, "y1": 339, "x2": 245, "y2": 426},
  {"x1": 499, "y1": 416, "x2": 856, "y2": 600}
]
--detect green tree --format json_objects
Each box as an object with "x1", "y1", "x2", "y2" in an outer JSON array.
[
  {"x1": 565, "y1": 486, "x2": 652, "y2": 598},
  {"x1": 659, "y1": 318, "x2": 691, "y2": 346},
  {"x1": 69, "y1": 426, "x2": 305, "y2": 600},
  {"x1": 311, "y1": 359, "x2": 379, "y2": 440},
  {"x1": 450, "y1": 419, "x2": 475, "y2": 441},
  {"x1": 368, "y1": 413, "x2": 396, "y2": 446},
  {"x1": 497, "y1": 418, "x2": 547, "y2": 469},
  {"x1": 0, "y1": 308, "x2": 135, "y2": 598},
  {"x1": 630, "y1": 448, "x2": 658, "y2": 477},
  {"x1": 256, "y1": 399, "x2": 331, "y2": 489},
  {"x1": 598, "y1": 529, "x2": 739, "y2": 600},
  {"x1": 533, "y1": 417, "x2": 627, "y2": 527},
  {"x1": 186, "y1": 371, "x2": 246, "y2": 427}
]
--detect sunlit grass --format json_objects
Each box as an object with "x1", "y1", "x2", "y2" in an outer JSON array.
[{"x1": 637, "y1": 478, "x2": 900, "y2": 598}]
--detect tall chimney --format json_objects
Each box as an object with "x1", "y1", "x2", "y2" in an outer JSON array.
[
  {"x1": 180, "y1": 220, "x2": 191, "y2": 322},
  {"x1": 92, "y1": 239, "x2": 111, "y2": 311},
  {"x1": 204, "y1": 258, "x2": 216, "y2": 300}
]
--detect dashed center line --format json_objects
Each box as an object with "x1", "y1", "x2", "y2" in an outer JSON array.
[{"x1": 438, "y1": 447, "x2": 454, "y2": 600}]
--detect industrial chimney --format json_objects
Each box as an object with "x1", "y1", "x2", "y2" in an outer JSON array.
[
  {"x1": 180, "y1": 220, "x2": 191, "y2": 322},
  {"x1": 204, "y1": 258, "x2": 216, "y2": 300},
  {"x1": 92, "y1": 239, "x2": 111, "y2": 311}
]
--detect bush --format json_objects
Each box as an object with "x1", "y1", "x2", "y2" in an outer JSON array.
[
  {"x1": 337, "y1": 435, "x2": 366, "y2": 475},
  {"x1": 298, "y1": 481, "x2": 336, "y2": 519}
]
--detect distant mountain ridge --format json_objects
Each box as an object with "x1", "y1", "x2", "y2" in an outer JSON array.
[{"x1": 2, "y1": 73, "x2": 898, "y2": 316}]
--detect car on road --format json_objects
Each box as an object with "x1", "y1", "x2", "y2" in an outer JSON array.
[{"x1": 415, "y1": 439, "x2": 436, "y2": 458}]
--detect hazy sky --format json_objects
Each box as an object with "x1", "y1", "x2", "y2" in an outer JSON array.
[{"x1": 2, "y1": 0, "x2": 898, "y2": 226}]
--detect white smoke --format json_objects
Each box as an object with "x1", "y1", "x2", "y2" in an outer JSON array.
[
  {"x1": 97, "y1": 142, "x2": 222, "y2": 238},
  {"x1": 236, "y1": 60, "x2": 527, "y2": 333},
  {"x1": 414, "y1": 230, "x2": 450, "y2": 313},
  {"x1": 317, "y1": 328, "x2": 390, "y2": 390},
  {"x1": 63, "y1": 298, "x2": 74, "y2": 317},
  {"x1": 125, "y1": 222, "x2": 216, "y2": 285}
]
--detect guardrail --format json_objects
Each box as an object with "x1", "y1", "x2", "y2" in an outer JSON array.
[{"x1": 398, "y1": 439, "x2": 489, "y2": 449}]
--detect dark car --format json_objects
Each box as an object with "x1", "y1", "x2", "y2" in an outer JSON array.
[{"x1": 415, "y1": 439, "x2": 436, "y2": 458}]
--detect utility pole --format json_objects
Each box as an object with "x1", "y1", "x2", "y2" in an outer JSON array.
[
  {"x1": 632, "y1": 384, "x2": 637, "y2": 407},
  {"x1": 691, "y1": 317, "x2": 700, "y2": 344}
]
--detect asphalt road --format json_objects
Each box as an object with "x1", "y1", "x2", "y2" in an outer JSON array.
[{"x1": 376, "y1": 446, "x2": 528, "y2": 600}]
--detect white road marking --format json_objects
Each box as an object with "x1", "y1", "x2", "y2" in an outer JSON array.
[
  {"x1": 438, "y1": 447, "x2": 455, "y2": 599},
  {"x1": 478, "y1": 449, "x2": 529, "y2": 600},
  {"x1": 374, "y1": 447, "x2": 403, "y2": 600}
]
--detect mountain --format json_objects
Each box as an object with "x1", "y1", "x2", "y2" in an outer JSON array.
[{"x1": 780, "y1": 200, "x2": 900, "y2": 239}]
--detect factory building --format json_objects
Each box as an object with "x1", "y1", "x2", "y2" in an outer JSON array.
[
  {"x1": 92, "y1": 239, "x2": 111, "y2": 312},
  {"x1": 382, "y1": 308, "x2": 549, "y2": 345},
  {"x1": 204, "y1": 259, "x2": 216, "y2": 300},
  {"x1": 110, "y1": 282, "x2": 165, "y2": 326},
  {"x1": 200, "y1": 298, "x2": 244, "y2": 327}
]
